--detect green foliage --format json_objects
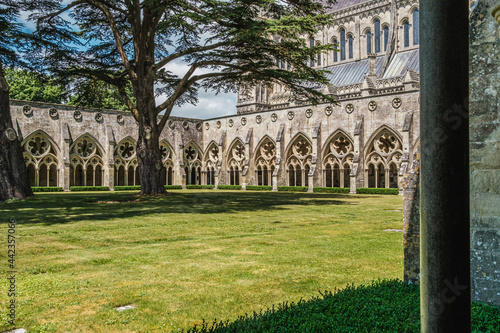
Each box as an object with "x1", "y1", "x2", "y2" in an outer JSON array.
[
  {"x1": 31, "y1": 187, "x2": 63, "y2": 192},
  {"x1": 356, "y1": 188, "x2": 399, "y2": 195},
  {"x1": 313, "y1": 187, "x2": 350, "y2": 194},
  {"x1": 185, "y1": 280, "x2": 500, "y2": 333},
  {"x1": 164, "y1": 185, "x2": 183, "y2": 190},
  {"x1": 67, "y1": 78, "x2": 132, "y2": 111},
  {"x1": 217, "y1": 185, "x2": 242, "y2": 190},
  {"x1": 245, "y1": 186, "x2": 273, "y2": 191},
  {"x1": 5, "y1": 68, "x2": 67, "y2": 104},
  {"x1": 113, "y1": 186, "x2": 141, "y2": 191},
  {"x1": 69, "y1": 186, "x2": 110, "y2": 192},
  {"x1": 186, "y1": 185, "x2": 215, "y2": 189},
  {"x1": 277, "y1": 186, "x2": 308, "y2": 192}
]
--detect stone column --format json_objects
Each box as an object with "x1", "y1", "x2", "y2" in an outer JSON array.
[{"x1": 420, "y1": 0, "x2": 471, "y2": 331}]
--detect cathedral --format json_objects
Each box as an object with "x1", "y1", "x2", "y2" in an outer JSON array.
[{"x1": 11, "y1": 0, "x2": 421, "y2": 193}]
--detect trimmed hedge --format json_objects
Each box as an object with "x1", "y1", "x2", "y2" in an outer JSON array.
[
  {"x1": 69, "y1": 186, "x2": 110, "y2": 191},
  {"x1": 277, "y1": 186, "x2": 308, "y2": 192},
  {"x1": 245, "y1": 185, "x2": 273, "y2": 191},
  {"x1": 187, "y1": 185, "x2": 215, "y2": 190},
  {"x1": 185, "y1": 280, "x2": 500, "y2": 332},
  {"x1": 313, "y1": 187, "x2": 350, "y2": 194},
  {"x1": 165, "y1": 185, "x2": 183, "y2": 190},
  {"x1": 217, "y1": 185, "x2": 242, "y2": 190},
  {"x1": 114, "y1": 185, "x2": 141, "y2": 191},
  {"x1": 356, "y1": 188, "x2": 399, "y2": 195},
  {"x1": 31, "y1": 187, "x2": 64, "y2": 192}
]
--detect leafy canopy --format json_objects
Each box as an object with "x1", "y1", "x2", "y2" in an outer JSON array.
[{"x1": 26, "y1": 0, "x2": 337, "y2": 129}]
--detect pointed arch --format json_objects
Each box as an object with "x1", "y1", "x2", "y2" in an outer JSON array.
[
  {"x1": 322, "y1": 129, "x2": 354, "y2": 188},
  {"x1": 285, "y1": 132, "x2": 313, "y2": 159},
  {"x1": 285, "y1": 133, "x2": 313, "y2": 187},
  {"x1": 203, "y1": 140, "x2": 220, "y2": 161},
  {"x1": 69, "y1": 134, "x2": 105, "y2": 187},
  {"x1": 21, "y1": 130, "x2": 60, "y2": 187},
  {"x1": 183, "y1": 140, "x2": 202, "y2": 185},
  {"x1": 321, "y1": 129, "x2": 354, "y2": 157},
  {"x1": 254, "y1": 135, "x2": 277, "y2": 186}
]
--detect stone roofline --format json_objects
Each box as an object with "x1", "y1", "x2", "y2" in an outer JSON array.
[
  {"x1": 327, "y1": 0, "x2": 418, "y2": 20},
  {"x1": 9, "y1": 99, "x2": 203, "y2": 122}
]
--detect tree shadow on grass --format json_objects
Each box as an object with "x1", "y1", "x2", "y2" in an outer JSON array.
[{"x1": 0, "y1": 191, "x2": 357, "y2": 226}]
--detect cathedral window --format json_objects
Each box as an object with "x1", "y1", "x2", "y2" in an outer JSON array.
[
  {"x1": 383, "y1": 26, "x2": 389, "y2": 51},
  {"x1": 316, "y1": 41, "x2": 321, "y2": 66},
  {"x1": 374, "y1": 19, "x2": 381, "y2": 53},
  {"x1": 340, "y1": 29, "x2": 346, "y2": 61},
  {"x1": 309, "y1": 37, "x2": 315, "y2": 67},
  {"x1": 413, "y1": 9, "x2": 420, "y2": 45},
  {"x1": 332, "y1": 38, "x2": 338, "y2": 63},
  {"x1": 403, "y1": 20, "x2": 410, "y2": 47},
  {"x1": 366, "y1": 29, "x2": 372, "y2": 54},
  {"x1": 348, "y1": 35, "x2": 354, "y2": 59}
]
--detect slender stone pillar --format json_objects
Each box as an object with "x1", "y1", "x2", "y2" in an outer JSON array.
[{"x1": 420, "y1": 1, "x2": 470, "y2": 332}]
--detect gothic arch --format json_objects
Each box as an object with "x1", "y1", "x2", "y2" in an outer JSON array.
[
  {"x1": 22, "y1": 130, "x2": 60, "y2": 187},
  {"x1": 183, "y1": 140, "x2": 202, "y2": 185},
  {"x1": 322, "y1": 129, "x2": 355, "y2": 188},
  {"x1": 160, "y1": 140, "x2": 175, "y2": 186},
  {"x1": 226, "y1": 138, "x2": 246, "y2": 186},
  {"x1": 285, "y1": 133, "x2": 313, "y2": 187},
  {"x1": 254, "y1": 135, "x2": 276, "y2": 186},
  {"x1": 69, "y1": 134, "x2": 105, "y2": 187},
  {"x1": 203, "y1": 140, "x2": 220, "y2": 186},
  {"x1": 364, "y1": 126, "x2": 403, "y2": 189}
]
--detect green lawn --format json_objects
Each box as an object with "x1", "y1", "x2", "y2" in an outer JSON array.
[{"x1": 0, "y1": 190, "x2": 404, "y2": 332}]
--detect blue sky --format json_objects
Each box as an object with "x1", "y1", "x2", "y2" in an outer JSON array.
[{"x1": 19, "y1": 5, "x2": 238, "y2": 120}]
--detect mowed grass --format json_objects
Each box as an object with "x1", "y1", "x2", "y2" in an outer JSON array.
[{"x1": 0, "y1": 190, "x2": 403, "y2": 332}]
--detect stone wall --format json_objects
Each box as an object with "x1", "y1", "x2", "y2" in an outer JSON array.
[{"x1": 469, "y1": 0, "x2": 500, "y2": 305}]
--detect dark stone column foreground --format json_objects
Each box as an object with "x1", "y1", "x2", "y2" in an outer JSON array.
[{"x1": 420, "y1": 0, "x2": 471, "y2": 331}]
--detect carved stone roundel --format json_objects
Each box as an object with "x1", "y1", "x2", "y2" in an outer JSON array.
[
  {"x1": 288, "y1": 111, "x2": 294, "y2": 120},
  {"x1": 325, "y1": 106, "x2": 333, "y2": 116},
  {"x1": 95, "y1": 112, "x2": 103, "y2": 122},
  {"x1": 374, "y1": 131, "x2": 400, "y2": 156},
  {"x1": 305, "y1": 109, "x2": 313, "y2": 118},
  {"x1": 49, "y1": 108, "x2": 58, "y2": 119},
  {"x1": 368, "y1": 101, "x2": 377, "y2": 111},
  {"x1": 196, "y1": 122, "x2": 203, "y2": 132},
  {"x1": 216, "y1": 121, "x2": 222, "y2": 129},
  {"x1": 271, "y1": 113, "x2": 278, "y2": 122},
  {"x1": 392, "y1": 98, "x2": 402, "y2": 109},
  {"x1": 23, "y1": 105, "x2": 32, "y2": 116},
  {"x1": 205, "y1": 122, "x2": 210, "y2": 130},
  {"x1": 117, "y1": 115, "x2": 124, "y2": 124},
  {"x1": 229, "y1": 119, "x2": 234, "y2": 127},
  {"x1": 256, "y1": 115, "x2": 262, "y2": 124},
  {"x1": 292, "y1": 139, "x2": 311, "y2": 159},
  {"x1": 5, "y1": 128, "x2": 17, "y2": 142},
  {"x1": 77, "y1": 139, "x2": 95, "y2": 158},
  {"x1": 345, "y1": 104, "x2": 354, "y2": 114},
  {"x1": 183, "y1": 121, "x2": 189, "y2": 130},
  {"x1": 168, "y1": 120, "x2": 175, "y2": 130},
  {"x1": 241, "y1": 117, "x2": 247, "y2": 126},
  {"x1": 74, "y1": 110, "x2": 82, "y2": 120}
]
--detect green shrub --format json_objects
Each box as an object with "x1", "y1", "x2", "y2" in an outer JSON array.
[
  {"x1": 313, "y1": 187, "x2": 350, "y2": 194},
  {"x1": 217, "y1": 185, "x2": 242, "y2": 190},
  {"x1": 186, "y1": 185, "x2": 215, "y2": 189},
  {"x1": 164, "y1": 185, "x2": 183, "y2": 190},
  {"x1": 31, "y1": 187, "x2": 64, "y2": 192},
  {"x1": 277, "y1": 186, "x2": 308, "y2": 192},
  {"x1": 185, "y1": 280, "x2": 500, "y2": 333},
  {"x1": 69, "y1": 186, "x2": 110, "y2": 191},
  {"x1": 356, "y1": 188, "x2": 399, "y2": 195},
  {"x1": 245, "y1": 185, "x2": 272, "y2": 191},
  {"x1": 114, "y1": 185, "x2": 141, "y2": 191}
]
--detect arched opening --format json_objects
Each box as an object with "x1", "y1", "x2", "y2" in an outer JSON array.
[
  {"x1": 49, "y1": 164, "x2": 57, "y2": 187},
  {"x1": 27, "y1": 164, "x2": 36, "y2": 187},
  {"x1": 295, "y1": 165, "x2": 302, "y2": 187},
  {"x1": 309, "y1": 37, "x2": 315, "y2": 67},
  {"x1": 73, "y1": 164, "x2": 84, "y2": 186},
  {"x1": 160, "y1": 166, "x2": 167, "y2": 185},
  {"x1": 39, "y1": 164, "x2": 48, "y2": 187},
  {"x1": 404, "y1": 21, "x2": 410, "y2": 47},
  {"x1": 135, "y1": 167, "x2": 141, "y2": 185},
  {"x1": 333, "y1": 164, "x2": 340, "y2": 187},
  {"x1": 128, "y1": 166, "x2": 135, "y2": 186},
  {"x1": 368, "y1": 164, "x2": 376, "y2": 188},
  {"x1": 377, "y1": 164, "x2": 386, "y2": 188},
  {"x1": 289, "y1": 165, "x2": 295, "y2": 186},
  {"x1": 383, "y1": 26, "x2": 389, "y2": 51},
  {"x1": 340, "y1": 29, "x2": 346, "y2": 61},
  {"x1": 344, "y1": 164, "x2": 351, "y2": 188},
  {"x1": 332, "y1": 38, "x2": 338, "y2": 63},
  {"x1": 413, "y1": 9, "x2": 419, "y2": 45},
  {"x1": 366, "y1": 30, "x2": 372, "y2": 54},
  {"x1": 263, "y1": 166, "x2": 269, "y2": 186},
  {"x1": 374, "y1": 19, "x2": 381, "y2": 53},
  {"x1": 190, "y1": 167, "x2": 197, "y2": 185},
  {"x1": 86, "y1": 165, "x2": 94, "y2": 186},
  {"x1": 325, "y1": 164, "x2": 332, "y2": 187},
  {"x1": 304, "y1": 164, "x2": 310, "y2": 187},
  {"x1": 348, "y1": 35, "x2": 354, "y2": 59},
  {"x1": 117, "y1": 165, "x2": 125, "y2": 186},
  {"x1": 389, "y1": 163, "x2": 399, "y2": 188},
  {"x1": 257, "y1": 166, "x2": 263, "y2": 186}
]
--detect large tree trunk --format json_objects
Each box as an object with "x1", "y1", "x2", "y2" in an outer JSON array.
[
  {"x1": 0, "y1": 62, "x2": 33, "y2": 200},
  {"x1": 135, "y1": 78, "x2": 166, "y2": 196}
]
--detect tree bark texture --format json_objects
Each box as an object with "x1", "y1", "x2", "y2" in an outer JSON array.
[{"x1": 0, "y1": 63, "x2": 33, "y2": 200}]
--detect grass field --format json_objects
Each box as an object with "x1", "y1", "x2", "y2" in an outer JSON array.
[{"x1": 0, "y1": 190, "x2": 404, "y2": 332}]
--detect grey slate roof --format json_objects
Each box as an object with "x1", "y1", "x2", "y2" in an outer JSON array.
[
  {"x1": 323, "y1": 49, "x2": 420, "y2": 86},
  {"x1": 382, "y1": 49, "x2": 419, "y2": 78}
]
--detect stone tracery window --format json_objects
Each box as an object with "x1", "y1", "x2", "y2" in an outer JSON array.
[
  {"x1": 160, "y1": 141, "x2": 174, "y2": 185},
  {"x1": 365, "y1": 128, "x2": 403, "y2": 189},
  {"x1": 286, "y1": 135, "x2": 312, "y2": 187},
  {"x1": 183, "y1": 142, "x2": 201, "y2": 185},
  {"x1": 22, "y1": 132, "x2": 59, "y2": 187},
  {"x1": 204, "y1": 142, "x2": 220, "y2": 186},
  {"x1": 254, "y1": 137, "x2": 276, "y2": 186},
  {"x1": 114, "y1": 138, "x2": 140, "y2": 186},
  {"x1": 227, "y1": 139, "x2": 246, "y2": 186},
  {"x1": 323, "y1": 132, "x2": 354, "y2": 188},
  {"x1": 70, "y1": 135, "x2": 104, "y2": 187}
]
